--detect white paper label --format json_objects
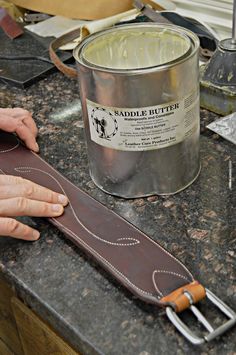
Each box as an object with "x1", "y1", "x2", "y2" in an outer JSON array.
[{"x1": 86, "y1": 91, "x2": 199, "y2": 151}]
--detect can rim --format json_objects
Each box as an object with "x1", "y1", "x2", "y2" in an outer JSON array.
[{"x1": 74, "y1": 23, "x2": 199, "y2": 74}]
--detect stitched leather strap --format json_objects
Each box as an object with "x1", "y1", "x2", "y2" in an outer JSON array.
[{"x1": 0, "y1": 131, "x2": 206, "y2": 311}]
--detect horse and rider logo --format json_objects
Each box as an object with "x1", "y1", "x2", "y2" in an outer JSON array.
[{"x1": 91, "y1": 107, "x2": 118, "y2": 140}]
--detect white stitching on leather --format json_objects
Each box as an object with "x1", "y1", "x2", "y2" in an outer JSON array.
[
  {"x1": 154, "y1": 270, "x2": 190, "y2": 282},
  {"x1": 52, "y1": 218, "x2": 159, "y2": 299},
  {"x1": 152, "y1": 270, "x2": 190, "y2": 297},
  {"x1": 32, "y1": 152, "x2": 194, "y2": 282},
  {"x1": 0, "y1": 137, "x2": 194, "y2": 284},
  {"x1": 0, "y1": 167, "x2": 158, "y2": 300},
  {"x1": 2, "y1": 165, "x2": 160, "y2": 299},
  {"x1": 152, "y1": 271, "x2": 164, "y2": 297},
  {"x1": 14, "y1": 167, "x2": 140, "y2": 247},
  {"x1": 0, "y1": 140, "x2": 19, "y2": 153}
]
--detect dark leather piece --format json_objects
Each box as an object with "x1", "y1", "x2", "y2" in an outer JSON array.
[{"x1": 0, "y1": 131, "x2": 198, "y2": 307}]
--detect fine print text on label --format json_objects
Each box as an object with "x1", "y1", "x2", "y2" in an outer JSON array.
[{"x1": 86, "y1": 91, "x2": 199, "y2": 151}]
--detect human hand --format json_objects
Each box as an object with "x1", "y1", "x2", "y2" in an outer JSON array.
[
  {"x1": 0, "y1": 108, "x2": 39, "y2": 152},
  {"x1": 0, "y1": 175, "x2": 68, "y2": 241}
]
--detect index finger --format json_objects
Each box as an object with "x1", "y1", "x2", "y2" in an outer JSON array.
[
  {"x1": 15, "y1": 122, "x2": 39, "y2": 152},
  {"x1": 0, "y1": 114, "x2": 39, "y2": 152}
]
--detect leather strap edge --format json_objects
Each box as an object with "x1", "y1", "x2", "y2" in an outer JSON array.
[{"x1": 49, "y1": 28, "x2": 82, "y2": 78}]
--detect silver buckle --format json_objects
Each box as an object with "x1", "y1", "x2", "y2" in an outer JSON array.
[{"x1": 166, "y1": 289, "x2": 236, "y2": 345}]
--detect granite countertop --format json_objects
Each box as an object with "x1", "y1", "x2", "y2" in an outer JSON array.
[{"x1": 0, "y1": 73, "x2": 235, "y2": 355}]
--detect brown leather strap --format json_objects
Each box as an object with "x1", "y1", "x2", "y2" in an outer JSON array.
[
  {"x1": 0, "y1": 131, "x2": 206, "y2": 311},
  {"x1": 49, "y1": 28, "x2": 82, "y2": 78}
]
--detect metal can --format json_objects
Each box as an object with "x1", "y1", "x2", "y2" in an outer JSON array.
[{"x1": 74, "y1": 24, "x2": 200, "y2": 198}]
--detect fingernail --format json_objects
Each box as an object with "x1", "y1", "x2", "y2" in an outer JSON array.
[
  {"x1": 52, "y1": 204, "x2": 63, "y2": 212},
  {"x1": 35, "y1": 143, "x2": 39, "y2": 152},
  {"x1": 58, "y1": 194, "x2": 68, "y2": 205},
  {"x1": 33, "y1": 230, "x2": 40, "y2": 240}
]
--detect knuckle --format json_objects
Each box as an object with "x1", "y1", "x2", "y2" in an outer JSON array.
[
  {"x1": 23, "y1": 184, "x2": 34, "y2": 198},
  {"x1": 41, "y1": 203, "x2": 50, "y2": 215},
  {"x1": 16, "y1": 117, "x2": 24, "y2": 128},
  {"x1": 48, "y1": 190, "x2": 56, "y2": 202},
  {"x1": 16, "y1": 197, "x2": 28, "y2": 211},
  {"x1": 5, "y1": 219, "x2": 19, "y2": 234}
]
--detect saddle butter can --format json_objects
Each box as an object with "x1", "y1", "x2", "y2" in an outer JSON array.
[{"x1": 74, "y1": 24, "x2": 200, "y2": 198}]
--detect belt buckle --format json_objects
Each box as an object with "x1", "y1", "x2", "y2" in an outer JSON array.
[{"x1": 166, "y1": 289, "x2": 236, "y2": 345}]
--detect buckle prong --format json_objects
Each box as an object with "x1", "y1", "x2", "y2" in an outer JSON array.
[
  {"x1": 190, "y1": 304, "x2": 214, "y2": 333},
  {"x1": 166, "y1": 288, "x2": 236, "y2": 345},
  {"x1": 183, "y1": 290, "x2": 214, "y2": 332}
]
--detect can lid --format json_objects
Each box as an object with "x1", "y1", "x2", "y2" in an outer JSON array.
[{"x1": 75, "y1": 24, "x2": 193, "y2": 71}]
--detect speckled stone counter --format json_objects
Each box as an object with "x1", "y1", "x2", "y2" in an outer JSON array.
[{"x1": 0, "y1": 73, "x2": 235, "y2": 355}]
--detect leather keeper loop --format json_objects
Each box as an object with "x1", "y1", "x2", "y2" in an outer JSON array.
[{"x1": 160, "y1": 281, "x2": 206, "y2": 313}]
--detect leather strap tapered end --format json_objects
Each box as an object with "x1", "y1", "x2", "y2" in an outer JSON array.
[{"x1": 160, "y1": 281, "x2": 206, "y2": 313}]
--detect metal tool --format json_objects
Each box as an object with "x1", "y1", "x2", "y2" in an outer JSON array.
[{"x1": 200, "y1": 0, "x2": 236, "y2": 114}]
